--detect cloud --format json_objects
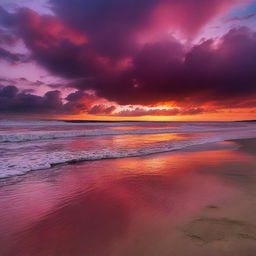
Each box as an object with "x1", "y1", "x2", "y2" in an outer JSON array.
[
  {"x1": 0, "y1": 85, "x2": 18, "y2": 98},
  {"x1": 114, "y1": 107, "x2": 205, "y2": 117},
  {"x1": 65, "y1": 90, "x2": 117, "y2": 115},
  {"x1": 0, "y1": 47, "x2": 27, "y2": 64},
  {"x1": 0, "y1": 85, "x2": 78, "y2": 114},
  {"x1": 226, "y1": 13, "x2": 256, "y2": 22},
  {"x1": 0, "y1": 6, "x2": 15, "y2": 27},
  {"x1": 0, "y1": 29, "x2": 18, "y2": 46},
  {"x1": 0, "y1": 85, "x2": 114, "y2": 115},
  {"x1": 88, "y1": 105, "x2": 116, "y2": 115},
  {"x1": 92, "y1": 27, "x2": 256, "y2": 106},
  {"x1": 0, "y1": 0, "x2": 238, "y2": 76},
  {"x1": 1, "y1": 2, "x2": 256, "y2": 116},
  {"x1": 51, "y1": 0, "x2": 235, "y2": 51},
  {"x1": 0, "y1": 77, "x2": 47, "y2": 94},
  {"x1": 0, "y1": 85, "x2": 64, "y2": 113},
  {"x1": 0, "y1": 85, "x2": 207, "y2": 116}
]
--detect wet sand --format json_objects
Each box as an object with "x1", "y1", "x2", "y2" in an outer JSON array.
[{"x1": 1, "y1": 139, "x2": 256, "y2": 255}]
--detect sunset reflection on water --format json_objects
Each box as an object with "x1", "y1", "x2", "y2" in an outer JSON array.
[
  {"x1": 59, "y1": 132, "x2": 192, "y2": 152},
  {"x1": 109, "y1": 125, "x2": 179, "y2": 130},
  {"x1": 0, "y1": 141, "x2": 254, "y2": 256}
]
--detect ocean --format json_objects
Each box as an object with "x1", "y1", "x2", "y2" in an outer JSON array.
[{"x1": 1, "y1": 119, "x2": 256, "y2": 179}]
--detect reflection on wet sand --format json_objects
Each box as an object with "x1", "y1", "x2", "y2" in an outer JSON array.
[{"x1": 1, "y1": 140, "x2": 256, "y2": 255}]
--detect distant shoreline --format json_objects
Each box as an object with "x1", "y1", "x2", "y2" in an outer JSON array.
[
  {"x1": 63, "y1": 120, "x2": 256, "y2": 123},
  {"x1": 235, "y1": 120, "x2": 256, "y2": 123},
  {"x1": 1, "y1": 118, "x2": 255, "y2": 123}
]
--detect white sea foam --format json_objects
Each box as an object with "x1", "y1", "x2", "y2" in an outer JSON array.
[
  {"x1": 1, "y1": 120, "x2": 256, "y2": 179},
  {"x1": 1, "y1": 126, "x2": 256, "y2": 179}
]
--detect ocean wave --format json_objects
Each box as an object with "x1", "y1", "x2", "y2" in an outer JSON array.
[
  {"x1": 1, "y1": 126, "x2": 255, "y2": 143},
  {"x1": 1, "y1": 130, "x2": 256, "y2": 179}
]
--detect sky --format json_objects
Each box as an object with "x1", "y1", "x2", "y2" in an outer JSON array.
[{"x1": 0, "y1": 0, "x2": 256, "y2": 121}]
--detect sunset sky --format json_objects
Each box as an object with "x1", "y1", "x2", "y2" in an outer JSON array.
[{"x1": 0, "y1": 0, "x2": 256, "y2": 121}]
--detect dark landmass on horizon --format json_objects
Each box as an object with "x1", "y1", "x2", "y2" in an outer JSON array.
[
  {"x1": 235, "y1": 120, "x2": 256, "y2": 122},
  {"x1": 63, "y1": 120, "x2": 256, "y2": 123}
]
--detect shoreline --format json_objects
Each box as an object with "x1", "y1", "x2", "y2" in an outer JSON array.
[{"x1": 0, "y1": 137, "x2": 244, "y2": 182}]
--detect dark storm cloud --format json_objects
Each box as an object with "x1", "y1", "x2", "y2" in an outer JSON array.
[
  {"x1": 51, "y1": 0, "x2": 234, "y2": 58},
  {"x1": 0, "y1": 85, "x2": 18, "y2": 98},
  {"x1": 0, "y1": 85, "x2": 83, "y2": 114},
  {"x1": 0, "y1": 85, "x2": 64, "y2": 113},
  {"x1": 15, "y1": 8, "x2": 98, "y2": 78},
  {"x1": 1, "y1": 84, "x2": 198, "y2": 116},
  {"x1": 50, "y1": 0, "x2": 155, "y2": 59},
  {"x1": 0, "y1": 85, "x2": 115, "y2": 115},
  {"x1": 65, "y1": 90, "x2": 116, "y2": 115},
  {"x1": 89, "y1": 27, "x2": 256, "y2": 105},
  {"x1": 65, "y1": 90, "x2": 91, "y2": 102}
]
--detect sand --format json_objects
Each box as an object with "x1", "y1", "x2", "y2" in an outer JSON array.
[{"x1": 1, "y1": 139, "x2": 256, "y2": 255}]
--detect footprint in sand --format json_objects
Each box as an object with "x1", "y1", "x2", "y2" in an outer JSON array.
[
  {"x1": 184, "y1": 217, "x2": 256, "y2": 244},
  {"x1": 205, "y1": 205, "x2": 218, "y2": 210}
]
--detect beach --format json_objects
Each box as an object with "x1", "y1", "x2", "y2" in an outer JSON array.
[
  {"x1": 1, "y1": 0, "x2": 256, "y2": 254},
  {"x1": 1, "y1": 137, "x2": 256, "y2": 256}
]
